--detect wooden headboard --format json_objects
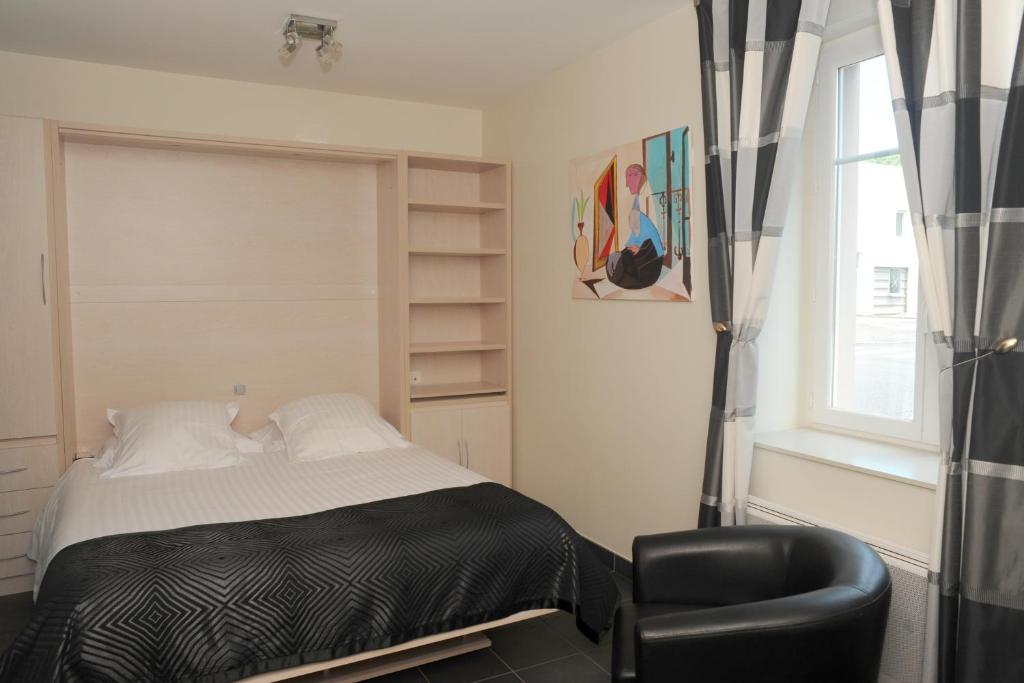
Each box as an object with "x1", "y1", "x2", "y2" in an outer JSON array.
[{"x1": 60, "y1": 137, "x2": 395, "y2": 454}]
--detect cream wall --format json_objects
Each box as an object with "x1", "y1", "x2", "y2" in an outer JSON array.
[
  {"x1": 0, "y1": 51, "x2": 482, "y2": 155},
  {"x1": 483, "y1": 8, "x2": 714, "y2": 557},
  {"x1": 481, "y1": 2, "x2": 929, "y2": 560}
]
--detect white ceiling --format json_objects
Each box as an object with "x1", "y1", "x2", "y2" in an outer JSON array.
[{"x1": 0, "y1": 0, "x2": 688, "y2": 107}]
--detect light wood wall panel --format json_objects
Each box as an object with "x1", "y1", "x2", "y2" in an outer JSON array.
[
  {"x1": 71, "y1": 300, "x2": 379, "y2": 451},
  {"x1": 64, "y1": 143, "x2": 378, "y2": 288},
  {"x1": 62, "y1": 141, "x2": 381, "y2": 454}
]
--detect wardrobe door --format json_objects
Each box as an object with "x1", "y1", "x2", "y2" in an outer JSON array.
[
  {"x1": 0, "y1": 116, "x2": 56, "y2": 440},
  {"x1": 461, "y1": 403, "x2": 511, "y2": 486},
  {"x1": 410, "y1": 407, "x2": 463, "y2": 466}
]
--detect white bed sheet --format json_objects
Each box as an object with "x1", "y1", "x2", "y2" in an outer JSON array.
[{"x1": 30, "y1": 447, "x2": 487, "y2": 595}]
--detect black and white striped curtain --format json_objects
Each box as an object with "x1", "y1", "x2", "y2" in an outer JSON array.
[
  {"x1": 695, "y1": 0, "x2": 830, "y2": 527},
  {"x1": 877, "y1": 1, "x2": 1024, "y2": 681}
]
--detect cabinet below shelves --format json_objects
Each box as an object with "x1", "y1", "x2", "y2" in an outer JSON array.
[{"x1": 410, "y1": 401, "x2": 510, "y2": 485}]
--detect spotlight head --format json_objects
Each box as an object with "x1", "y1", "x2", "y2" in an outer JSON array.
[
  {"x1": 316, "y1": 40, "x2": 333, "y2": 67},
  {"x1": 278, "y1": 28, "x2": 300, "y2": 58},
  {"x1": 322, "y1": 31, "x2": 342, "y2": 57},
  {"x1": 316, "y1": 27, "x2": 341, "y2": 67}
]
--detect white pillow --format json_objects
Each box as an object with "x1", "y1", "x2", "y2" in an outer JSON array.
[
  {"x1": 101, "y1": 401, "x2": 245, "y2": 478},
  {"x1": 269, "y1": 393, "x2": 409, "y2": 462}
]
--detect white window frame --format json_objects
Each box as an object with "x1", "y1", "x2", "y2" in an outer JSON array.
[{"x1": 808, "y1": 25, "x2": 939, "y2": 446}]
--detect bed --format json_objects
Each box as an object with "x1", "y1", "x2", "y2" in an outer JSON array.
[
  {"x1": 7, "y1": 128, "x2": 614, "y2": 682},
  {"x1": 0, "y1": 446, "x2": 619, "y2": 682}
]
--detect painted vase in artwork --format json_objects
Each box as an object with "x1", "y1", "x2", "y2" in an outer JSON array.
[
  {"x1": 572, "y1": 194, "x2": 590, "y2": 277},
  {"x1": 573, "y1": 223, "x2": 590, "y2": 277}
]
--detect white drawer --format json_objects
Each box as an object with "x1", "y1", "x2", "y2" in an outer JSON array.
[
  {"x1": 0, "y1": 441, "x2": 60, "y2": 493},
  {"x1": 0, "y1": 532, "x2": 34, "y2": 579},
  {"x1": 0, "y1": 487, "x2": 52, "y2": 535}
]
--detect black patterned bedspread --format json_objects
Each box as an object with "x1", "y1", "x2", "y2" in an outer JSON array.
[{"x1": 0, "y1": 483, "x2": 618, "y2": 682}]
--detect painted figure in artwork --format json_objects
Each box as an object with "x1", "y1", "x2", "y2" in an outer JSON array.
[{"x1": 605, "y1": 163, "x2": 664, "y2": 289}]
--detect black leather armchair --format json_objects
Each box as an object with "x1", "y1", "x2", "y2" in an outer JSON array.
[{"x1": 612, "y1": 525, "x2": 891, "y2": 683}]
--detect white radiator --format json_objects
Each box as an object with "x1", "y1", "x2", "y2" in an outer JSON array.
[{"x1": 745, "y1": 497, "x2": 928, "y2": 683}]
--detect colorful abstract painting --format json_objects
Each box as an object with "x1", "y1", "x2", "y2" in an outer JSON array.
[{"x1": 569, "y1": 126, "x2": 692, "y2": 301}]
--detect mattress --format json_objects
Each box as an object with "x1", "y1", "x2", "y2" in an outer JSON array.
[{"x1": 31, "y1": 446, "x2": 487, "y2": 594}]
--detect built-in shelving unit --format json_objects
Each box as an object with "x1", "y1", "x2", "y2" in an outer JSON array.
[
  {"x1": 403, "y1": 153, "x2": 511, "y2": 408},
  {"x1": 380, "y1": 152, "x2": 513, "y2": 485}
]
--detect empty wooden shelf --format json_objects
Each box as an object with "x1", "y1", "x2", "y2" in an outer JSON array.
[
  {"x1": 410, "y1": 381, "x2": 507, "y2": 401},
  {"x1": 409, "y1": 247, "x2": 506, "y2": 256},
  {"x1": 409, "y1": 297, "x2": 505, "y2": 305},
  {"x1": 410, "y1": 342, "x2": 507, "y2": 354},
  {"x1": 407, "y1": 200, "x2": 505, "y2": 214}
]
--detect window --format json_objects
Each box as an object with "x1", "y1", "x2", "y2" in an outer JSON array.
[{"x1": 810, "y1": 27, "x2": 938, "y2": 445}]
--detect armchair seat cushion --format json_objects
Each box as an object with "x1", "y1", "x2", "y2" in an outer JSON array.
[{"x1": 613, "y1": 603, "x2": 705, "y2": 682}]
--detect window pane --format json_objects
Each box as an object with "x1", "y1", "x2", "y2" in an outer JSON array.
[
  {"x1": 838, "y1": 54, "x2": 898, "y2": 158},
  {"x1": 831, "y1": 62, "x2": 917, "y2": 420}
]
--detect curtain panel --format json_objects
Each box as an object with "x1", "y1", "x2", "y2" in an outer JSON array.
[
  {"x1": 877, "y1": 1, "x2": 1024, "y2": 681},
  {"x1": 695, "y1": 0, "x2": 830, "y2": 527}
]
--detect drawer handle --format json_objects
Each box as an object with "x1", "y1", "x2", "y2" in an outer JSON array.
[
  {"x1": 0, "y1": 467, "x2": 28, "y2": 476},
  {"x1": 0, "y1": 553, "x2": 27, "y2": 562},
  {"x1": 0, "y1": 509, "x2": 30, "y2": 519}
]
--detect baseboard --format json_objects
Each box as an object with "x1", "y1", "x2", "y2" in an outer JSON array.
[{"x1": 581, "y1": 536, "x2": 632, "y2": 577}]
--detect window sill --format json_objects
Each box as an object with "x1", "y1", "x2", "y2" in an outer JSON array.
[{"x1": 754, "y1": 428, "x2": 938, "y2": 490}]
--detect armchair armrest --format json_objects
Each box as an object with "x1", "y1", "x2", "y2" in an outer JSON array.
[
  {"x1": 635, "y1": 586, "x2": 889, "y2": 682},
  {"x1": 633, "y1": 526, "x2": 791, "y2": 605}
]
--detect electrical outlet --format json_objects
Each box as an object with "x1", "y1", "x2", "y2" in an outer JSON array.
[
  {"x1": 234, "y1": 384, "x2": 247, "y2": 396},
  {"x1": 410, "y1": 371, "x2": 423, "y2": 385}
]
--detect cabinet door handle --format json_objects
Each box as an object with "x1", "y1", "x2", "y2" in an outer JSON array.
[
  {"x1": 40, "y1": 253, "x2": 47, "y2": 305},
  {"x1": 0, "y1": 509, "x2": 30, "y2": 519},
  {"x1": 464, "y1": 439, "x2": 470, "y2": 469},
  {"x1": 0, "y1": 467, "x2": 28, "y2": 476},
  {"x1": 0, "y1": 553, "x2": 27, "y2": 562},
  {"x1": 456, "y1": 439, "x2": 463, "y2": 467}
]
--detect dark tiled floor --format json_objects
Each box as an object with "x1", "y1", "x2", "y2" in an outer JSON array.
[
  {"x1": 397, "y1": 571, "x2": 630, "y2": 683},
  {"x1": 0, "y1": 571, "x2": 632, "y2": 682}
]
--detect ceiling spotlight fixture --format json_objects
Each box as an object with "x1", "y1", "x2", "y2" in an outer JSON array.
[{"x1": 279, "y1": 14, "x2": 341, "y2": 69}]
